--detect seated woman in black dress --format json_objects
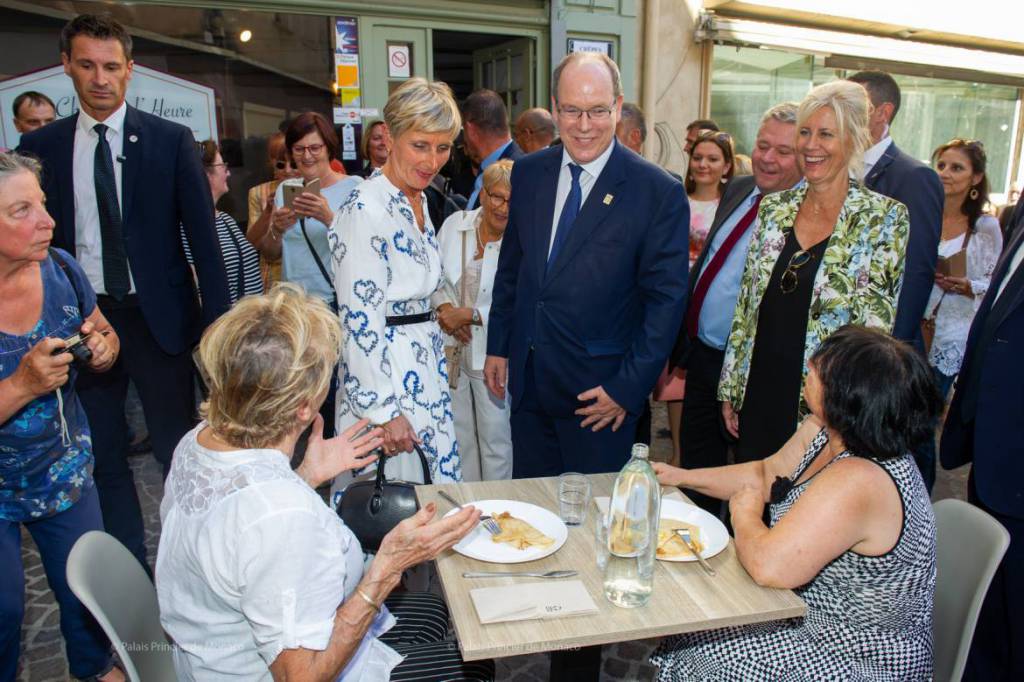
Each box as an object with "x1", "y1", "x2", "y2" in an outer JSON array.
[{"x1": 651, "y1": 325, "x2": 942, "y2": 680}]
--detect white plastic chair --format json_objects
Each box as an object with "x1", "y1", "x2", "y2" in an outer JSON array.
[
  {"x1": 932, "y1": 498, "x2": 1010, "y2": 682},
  {"x1": 66, "y1": 530, "x2": 177, "y2": 682}
]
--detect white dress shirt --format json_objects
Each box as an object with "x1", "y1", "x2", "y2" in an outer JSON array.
[
  {"x1": 547, "y1": 142, "x2": 616, "y2": 256},
  {"x1": 72, "y1": 102, "x2": 135, "y2": 295},
  {"x1": 863, "y1": 130, "x2": 894, "y2": 178}
]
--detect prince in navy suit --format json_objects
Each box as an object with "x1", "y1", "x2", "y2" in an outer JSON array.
[
  {"x1": 485, "y1": 53, "x2": 689, "y2": 477},
  {"x1": 19, "y1": 15, "x2": 229, "y2": 569}
]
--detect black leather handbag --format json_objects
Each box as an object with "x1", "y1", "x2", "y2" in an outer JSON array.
[{"x1": 337, "y1": 444, "x2": 432, "y2": 552}]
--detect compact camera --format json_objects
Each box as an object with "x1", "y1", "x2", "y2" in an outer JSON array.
[{"x1": 51, "y1": 333, "x2": 93, "y2": 365}]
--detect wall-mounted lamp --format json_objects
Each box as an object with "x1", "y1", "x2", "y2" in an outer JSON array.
[{"x1": 239, "y1": 29, "x2": 253, "y2": 43}]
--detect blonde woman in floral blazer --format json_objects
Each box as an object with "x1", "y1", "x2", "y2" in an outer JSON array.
[{"x1": 716, "y1": 81, "x2": 910, "y2": 463}]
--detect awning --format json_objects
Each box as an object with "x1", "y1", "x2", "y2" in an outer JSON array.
[{"x1": 699, "y1": 13, "x2": 1024, "y2": 88}]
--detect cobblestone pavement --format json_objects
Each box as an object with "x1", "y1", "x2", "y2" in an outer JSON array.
[{"x1": 17, "y1": 402, "x2": 969, "y2": 681}]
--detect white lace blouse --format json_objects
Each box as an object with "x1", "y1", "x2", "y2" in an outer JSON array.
[
  {"x1": 926, "y1": 215, "x2": 1003, "y2": 376},
  {"x1": 155, "y1": 424, "x2": 401, "y2": 681}
]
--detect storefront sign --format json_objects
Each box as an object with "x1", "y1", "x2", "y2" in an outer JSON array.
[
  {"x1": 388, "y1": 45, "x2": 411, "y2": 79},
  {"x1": 335, "y1": 17, "x2": 362, "y2": 108},
  {"x1": 341, "y1": 123, "x2": 356, "y2": 161},
  {"x1": 0, "y1": 63, "x2": 216, "y2": 149},
  {"x1": 568, "y1": 38, "x2": 614, "y2": 58}
]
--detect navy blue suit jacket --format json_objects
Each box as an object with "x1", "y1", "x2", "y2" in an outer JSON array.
[
  {"x1": 864, "y1": 141, "x2": 943, "y2": 343},
  {"x1": 19, "y1": 106, "x2": 230, "y2": 355},
  {"x1": 487, "y1": 141, "x2": 690, "y2": 416},
  {"x1": 941, "y1": 226, "x2": 1024, "y2": 520}
]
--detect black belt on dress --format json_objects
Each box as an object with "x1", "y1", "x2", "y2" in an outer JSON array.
[{"x1": 385, "y1": 311, "x2": 435, "y2": 327}]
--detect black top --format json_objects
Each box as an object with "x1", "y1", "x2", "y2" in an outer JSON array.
[{"x1": 736, "y1": 228, "x2": 830, "y2": 462}]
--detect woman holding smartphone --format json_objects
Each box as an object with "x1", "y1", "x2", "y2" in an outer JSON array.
[
  {"x1": 266, "y1": 112, "x2": 361, "y2": 309},
  {"x1": 267, "y1": 112, "x2": 361, "y2": 438}
]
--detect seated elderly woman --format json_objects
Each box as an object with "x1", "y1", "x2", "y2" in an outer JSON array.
[
  {"x1": 650, "y1": 325, "x2": 942, "y2": 680},
  {"x1": 155, "y1": 285, "x2": 493, "y2": 682}
]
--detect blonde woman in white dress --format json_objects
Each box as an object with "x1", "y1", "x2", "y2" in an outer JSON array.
[{"x1": 330, "y1": 78, "x2": 463, "y2": 485}]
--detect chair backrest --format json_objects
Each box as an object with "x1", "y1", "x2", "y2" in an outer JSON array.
[
  {"x1": 932, "y1": 498, "x2": 1010, "y2": 682},
  {"x1": 67, "y1": 531, "x2": 178, "y2": 682}
]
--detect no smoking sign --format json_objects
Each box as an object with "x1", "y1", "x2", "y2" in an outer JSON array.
[{"x1": 388, "y1": 45, "x2": 411, "y2": 79}]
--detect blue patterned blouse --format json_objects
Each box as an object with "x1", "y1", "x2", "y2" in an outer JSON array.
[{"x1": 0, "y1": 250, "x2": 97, "y2": 521}]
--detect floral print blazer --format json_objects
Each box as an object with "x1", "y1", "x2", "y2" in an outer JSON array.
[{"x1": 717, "y1": 181, "x2": 910, "y2": 414}]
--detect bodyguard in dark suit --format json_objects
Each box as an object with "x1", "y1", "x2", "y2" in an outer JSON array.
[
  {"x1": 668, "y1": 102, "x2": 802, "y2": 515},
  {"x1": 461, "y1": 88, "x2": 524, "y2": 210},
  {"x1": 848, "y1": 71, "x2": 943, "y2": 345},
  {"x1": 19, "y1": 15, "x2": 230, "y2": 569},
  {"x1": 485, "y1": 53, "x2": 689, "y2": 477},
  {"x1": 941, "y1": 223, "x2": 1024, "y2": 681}
]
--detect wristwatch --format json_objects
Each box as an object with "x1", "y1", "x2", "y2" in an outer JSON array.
[{"x1": 471, "y1": 308, "x2": 482, "y2": 326}]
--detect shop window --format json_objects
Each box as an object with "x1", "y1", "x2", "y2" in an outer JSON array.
[{"x1": 710, "y1": 44, "x2": 1020, "y2": 194}]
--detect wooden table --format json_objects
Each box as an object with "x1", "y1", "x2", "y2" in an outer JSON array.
[{"x1": 417, "y1": 474, "x2": 806, "y2": 662}]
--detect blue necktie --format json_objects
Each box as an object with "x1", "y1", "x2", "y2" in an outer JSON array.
[
  {"x1": 93, "y1": 123, "x2": 130, "y2": 299},
  {"x1": 547, "y1": 163, "x2": 583, "y2": 270}
]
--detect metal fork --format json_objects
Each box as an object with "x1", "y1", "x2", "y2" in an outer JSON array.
[
  {"x1": 437, "y1": 490, "x2": 502, "y2": 535},
  {"x1": 676, "y1": 528, "x2": 715, "y2": 576}
]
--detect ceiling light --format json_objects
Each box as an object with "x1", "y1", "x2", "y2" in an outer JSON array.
[{"x1": 239, "y1": 29, "x2": 252, "y2": 43}]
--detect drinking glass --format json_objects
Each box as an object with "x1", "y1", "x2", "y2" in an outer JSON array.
[{"x1": 558, "y1": 473, "x2": 590, "y2": 526}]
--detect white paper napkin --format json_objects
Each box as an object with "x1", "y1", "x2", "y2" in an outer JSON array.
[{"x1": 470, "y1": 580, "x2": 599, "y2": 624}]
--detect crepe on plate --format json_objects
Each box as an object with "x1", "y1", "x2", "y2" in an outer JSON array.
[
  {"x1": 490, "y1": 511, "x2": 555, "y2": 550},
  {"x1": 657, "y1": 518, "x2": 704, "y2": 558}
]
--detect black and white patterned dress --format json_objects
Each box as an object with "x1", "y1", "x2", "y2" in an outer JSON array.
[{"x1": 651, "y1": 428, "x2": 936, "y2": 680}]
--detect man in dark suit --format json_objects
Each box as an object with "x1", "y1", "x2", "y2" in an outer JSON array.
[
  {"x1": 849, "y1": 71, "x2": 943, "y2": 346},
  {"x1": 849, "y1": 71, "x2": 943, "y2": 489},
  {"x1": 484, "y1": 52, "x2": 689, "y2": 477},
  {"x1": 668, "y1": 102, "x2": 802, "y2": 515},
  {"x1": 941, "y1": 222, "x2": 1024, "y2": 681},
  {"x1": 461, "y1": 88, "x2": 524, "y2": 211},
  {"x1": 19, "y1": 14, "x2": 230, "y2": 569}
]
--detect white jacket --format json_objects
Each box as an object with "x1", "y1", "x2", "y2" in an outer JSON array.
[{"x1": 432, "y1": 209, "x2": 503, "y2": 371}]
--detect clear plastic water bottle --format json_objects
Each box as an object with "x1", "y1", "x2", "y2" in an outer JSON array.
[{"x1": 603, "y1": 443, "x2": 660, "y2": 608}]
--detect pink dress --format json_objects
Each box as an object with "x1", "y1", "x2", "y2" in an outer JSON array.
[{"x1": 653, "y1": 197, "x2": 720, "y2": 401}]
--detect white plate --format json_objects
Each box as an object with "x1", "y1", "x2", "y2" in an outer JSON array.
[
  {"x1": 444, "y1": 499, "x2": 568, "y2": 564},
  {"x1": 657, "y1": 498, "x2": 730, "y2": 562}
]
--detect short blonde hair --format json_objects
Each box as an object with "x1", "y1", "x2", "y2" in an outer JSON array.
[
  {"x1": 197, "y1": 284, "x2": 341, "y2": 449},
  {"x1": 384, "y1": 78, "x2": 461, "y2": 143},
  {"x1": 482, "y1": 158, "x2": 513, "y2": 193},
  {"x1": 797, "y1": 81, "x2": 873, "y2": 181}
]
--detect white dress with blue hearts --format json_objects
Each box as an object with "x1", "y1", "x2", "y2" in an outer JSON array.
[{"x1": 330, "y1": 171, "x2": 461, "y2": 484}]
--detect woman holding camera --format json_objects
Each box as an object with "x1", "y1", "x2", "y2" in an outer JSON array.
[{"x1": 0, "y1": 152, "x2": 122, "y2": 681}]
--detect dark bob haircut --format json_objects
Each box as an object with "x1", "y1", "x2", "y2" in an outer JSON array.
[
  {"x1": 810, "y1": 325, "x2": 942, "y2": 461},
  {"x1": 285, "y1": 111, "x2": 339, "y2": 161},
  {"x1": 60, "y1": 14, "x2": 133, "y2": 61}
]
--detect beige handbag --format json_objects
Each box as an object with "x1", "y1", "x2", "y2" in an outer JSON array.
[{"x1": 444, "y1": 230, "x2": 468, "y2": 389}]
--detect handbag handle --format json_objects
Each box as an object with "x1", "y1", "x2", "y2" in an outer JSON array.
[{"x1": 371, "y1": 442, "x2": 433, "y2": 501}]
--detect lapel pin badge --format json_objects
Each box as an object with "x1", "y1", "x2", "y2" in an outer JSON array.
[
  {"x1": 129, "y1": 134, "x2": 138, "y2": 143},
  {"x1": 603, "y1": 193, "x2": 613, "y2": 205}
]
